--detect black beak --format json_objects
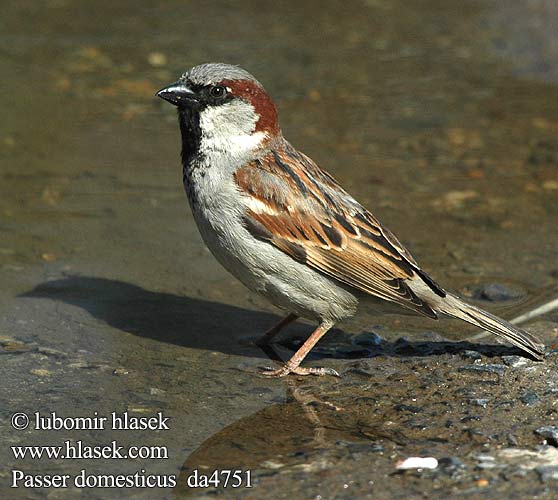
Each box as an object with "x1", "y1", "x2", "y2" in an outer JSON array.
[{"x1": 156, "y1": 82, "x2": 197, "y2": 106}]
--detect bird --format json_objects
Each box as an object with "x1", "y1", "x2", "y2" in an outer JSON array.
[{"x1": 156, "y1": 63, "x2": 545, "y2": 377}]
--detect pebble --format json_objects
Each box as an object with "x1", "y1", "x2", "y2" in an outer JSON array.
[
  {"x1": 0, "y1": 338, "x2": 31, "y2": 353},
  {"x1": 30, "y1": 368, "x2": 51, "y2": 377},
  {"x1": 396, "y1": 456, "x2": 438, "y2": 470},
  {"x1": 520, "y1": 391, "x2": 540, "y2": 406},
  {"x1": 469, "y1": 398, "x2": 489, "y2": 408},
  {"x1": 458, "y1": 364, "x2": 507, "y2": 376},
  {"x1": 471, "y1": 283, "x2": 524, "y2": 302},
  {"x1": 37, "y1": 347, "x2": 67, "y2": 358},
  {"x1": 535, "y1": 426, "x2": 558, "y2": 446},
  {"x1": 461, "y1": 350, "x2": 482, "y2": 360},
  {"x1": 261, "y1": 460, "x2": 285, "y2": 470},
  {"x1": 394, "y1": 404, "x2": 422, "y2": 414},
  {"x1": 474, "y1": 455, "x2": 504, "y2": 470},
  {"x1": 437, "y1": 456, "x2": 466, "y2": 476},
  {"x1": 502, "y1": 355, "x2": 528, "y2": 368}
]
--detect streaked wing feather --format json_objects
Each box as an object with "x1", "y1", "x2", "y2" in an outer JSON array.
[{"x1": 235, "y1": 140, "x2": 444, "y2": 318}]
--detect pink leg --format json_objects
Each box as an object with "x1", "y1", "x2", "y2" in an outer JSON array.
[
  {"x1": 262, "y1": 320, "x2": 338, "y2": 377},
  {"x1": 256, "y1": 313, "x2": 298, "y2": 346}
]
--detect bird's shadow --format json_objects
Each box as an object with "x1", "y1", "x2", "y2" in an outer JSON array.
[{"x1": 20, "y1": 276, "x2": 530, "y2": 360}]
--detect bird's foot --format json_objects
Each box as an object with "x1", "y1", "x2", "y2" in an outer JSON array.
[{"x1": 261, "y1": 363, "x2": 339, "y2": 378}]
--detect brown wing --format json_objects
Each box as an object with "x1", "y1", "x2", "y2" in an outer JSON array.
[{"x1": 234, "y1": 140, "x2": 445, "y2": 318}]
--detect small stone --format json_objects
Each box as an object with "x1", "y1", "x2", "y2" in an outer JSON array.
[
  {"x1": 535, "y1": 426, "x2": 558, "y2": 446},
  {"x1": 30, "y1": 368, "x2": 51, "y2": 377},
  {"x1": 394, "y1": 404, "x2": 422, "y2": 414},
  {"x1": 461, "y1": 415, "x2": 482, "y2": 423},
  {"x1": 37, "y1": 347, "x2": 67, "y2": 358},
  {"x1": 474, "y1": 455, "x2": 501, "y2": 470},
  {"x1": 520, "y1": 391, "x2": 540, "y2": 406},
  {"x1": 477, "y1": 461, "x2": 498, "y2": 470},
  {"x1": 536, "y1": 465, "x2": 558, "y2": 482},
  {"x1": 0, "y1": 339, "x2": 30, "y2": 353},
  {"x1": 458, "y1": 364, "x2": 507, "y2": 376},
  {"x1": 261, "y1": 460, "x2": 285, "y2": 470},
  {"x1": 127, "y1": 406, "x2": 152, "y2": 413},
  {"x1": 396, "y1": 456, "x2": 438, "y2": 470},
  {"x1": 461, "y1": 350, "x2": 482, "y2": 360},
  {"x1": 438, "y1": 456, "x2": 466, "y2": 476},
  {"x1": 502, "y1": 355, "x2": 528, "y2": 368},
  {"x1": 469, "y1": 398, "x2": 489, "y2": 408},
  {"x1": 471, "y1": 283, "x2": 524, "y2": 302}
]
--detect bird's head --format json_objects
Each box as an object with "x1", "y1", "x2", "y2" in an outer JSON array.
[{"x1": 157, "y1": 63, "x2": 280, "y2": 163}]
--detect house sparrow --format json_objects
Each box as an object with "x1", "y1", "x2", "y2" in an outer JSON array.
[{"x1": 157, "y1": 63, "x2": 545, "y2": 377}]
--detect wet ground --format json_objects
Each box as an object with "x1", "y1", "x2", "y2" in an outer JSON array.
[{"x1": 1, "y1": 0, "x2": 558, "y2": 498}]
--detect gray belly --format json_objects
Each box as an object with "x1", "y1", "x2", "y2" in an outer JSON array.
[{"x1": 190, "y1": 203, "x2": 359, "y2": 323}]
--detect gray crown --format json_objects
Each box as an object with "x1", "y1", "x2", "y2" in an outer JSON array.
[{"x1": 181, "y1": 63, "x2": 261, "y2": 87}]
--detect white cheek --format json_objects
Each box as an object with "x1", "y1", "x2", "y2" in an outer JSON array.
[
  {"x1": 231, "y1": 131, "x2": 266, "y2": 149},
  {"x1": 199, "y1": 101, "x2": 266, "y2": 157}
]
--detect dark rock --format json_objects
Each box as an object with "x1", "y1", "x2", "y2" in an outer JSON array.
[
  {"x1": 394, "y1": 404, "x2": 422, "y2": 414},
  {"x1": 469, "y1": 283, "x2": 525, "y2": 302},
  {"x1": 461, "y1": 415, "x2": 482, "y2": 423},
  {"x1": 458, "y1": 364, "x2": 507, "y2": 376},
  {"x1": 393, "y1": 337, "x2": 417, "y2": 355},
  {"x1": 520, "y1": 391, "x2": 540, "y2": 406},
  {"x1": 535, "y1": 426, "x2": 558, "y2": 446},
  {"x1": 437, "y1": 456, "x2": 466, "y2": 478},
  {"x1": 353, "y1": 331, "x2": 384, "y2": 347},
  {"x1": 438, "y1": 456, "x2": 466, "y2": 471}
]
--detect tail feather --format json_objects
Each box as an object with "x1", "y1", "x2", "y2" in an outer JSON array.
[{"x1": 438, "y1": 294, "x2": 546, "y2": 360}]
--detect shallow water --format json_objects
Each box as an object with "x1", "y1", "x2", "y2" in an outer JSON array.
[{"x1": 1, "y1": 1, "x2": 558, "y2": 498}]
